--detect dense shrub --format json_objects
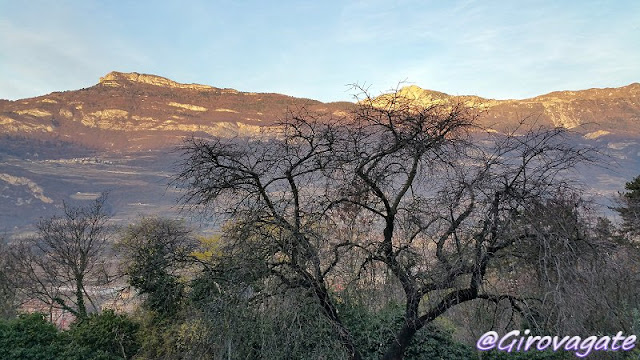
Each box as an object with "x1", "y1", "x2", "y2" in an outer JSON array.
[
  {"x1": 0, "y1": 311, "x2": 140, "y2": 360},
  {"x1": 339, "y1": 301, "x2": 474, "y2": 360},
  {"x1": 0, "y1": 313, "x2": 65, "y2": 360},
  {"x1": 65, "y1": 310, "x2": 140, "y2": 359}
]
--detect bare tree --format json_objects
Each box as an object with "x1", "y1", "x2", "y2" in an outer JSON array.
[
  {"x1": 176, "y1": 88, "x2": 598, "y2": 360},
  {"x1": 9, "y1": 194, "x2": 114, "y2": 320}
]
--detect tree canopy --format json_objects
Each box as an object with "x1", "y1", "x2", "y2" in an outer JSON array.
[{"x1": 175, "y1": 89, "x2": 604, "y2": 360}]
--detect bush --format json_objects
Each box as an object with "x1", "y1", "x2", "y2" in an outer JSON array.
[
  {"x1": 0, "y1": 311, "x2": 140, "y2": 360},
  {"x1": 479, "y1": 349, "x2": 568, "y2": 360},
  {"x1": 0, "y1": 313, "x2": 65, "y2": 360},
  {"x1": 339, "y1": 301, "x2": 475, "y2": 360},
  {"x1": 65, "y1": 310, "x2": 140, "y2": 360}
]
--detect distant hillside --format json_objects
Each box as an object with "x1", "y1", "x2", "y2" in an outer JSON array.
[
  {"x1": 1, "y1": 72, "x2": 639, "y2": 234},
  {"x1": 1, "y1": 72, "x2": 639, "y2": 151},
  {"x1": 0, "y1": 71, "x2": 351, "y2": 150},
  {"x1": 383, "y1": 83, "x2": 640, "y2": 138}
]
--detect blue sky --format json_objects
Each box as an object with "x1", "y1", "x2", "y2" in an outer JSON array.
[{"x1": 1, "y1": 0, "x2": 638, "y2": 102}]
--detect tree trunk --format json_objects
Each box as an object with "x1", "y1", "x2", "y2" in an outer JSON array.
[
  {"x1": 313, "y1": 281, "x2": 362, "y2": 360},
  {"x1": 75, "y1": 276, "x2": 87, "y2": 319},
  {"x1": 381, "y1": 324, "x2": 418, "y2": 360}
]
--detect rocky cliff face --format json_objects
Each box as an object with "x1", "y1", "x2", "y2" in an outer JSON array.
[
  {"x1": 378, "y1": 83, "x2": 640, "y2": 137},
  {"x1": 99, "y1": 71, "x2": 216, "y2": 91},
  {"x1": 483, "y1": 83, "x2": 640, "y2": 135}
]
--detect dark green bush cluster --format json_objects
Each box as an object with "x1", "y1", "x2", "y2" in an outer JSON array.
[{"x1": 0, "y1": 311, "x2": 140, "y2": 360}]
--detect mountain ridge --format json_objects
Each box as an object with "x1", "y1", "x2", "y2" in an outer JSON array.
[
  {"x1": 1, "y1": 71, "x2": 639, "y2": 151},
  {"x1": 99, "y1": 71, "x2": 217, "y2": 91},
  {"x1": 1, "y1": 72, "x2": 640, "y2": 234}
]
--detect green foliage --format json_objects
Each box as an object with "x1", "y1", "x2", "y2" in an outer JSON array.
[
  {"x1": 0, "y1": 239, "x2": 17, "y2": 320},
  {"x1": 339, "y1": 300, "x2": 475, "y2": 360},
  {"x1": 65, "y1": 310, "x2": 140, "y2": 359},
  {"x1": 182, "y1": 289, "x2": 346, "y2": 360},
  {"x1": 479, "y1": 349, "x2": 569, "y2": 359},
  {"x1": 131, "y1": 272, "x2": 184, "y2": 317},
  {"x1": 117, "y1": 217, "x2": 197, "y2": 318},
  {"x1": 625, "y1": 309, "x2": 640, "y2": 360},
  {"x1": 134, "y1": 312, "x2": 186, "y2": 360},
  {"x1": 0, "y1": 311, "x2": 140, "y2": 360},
  {"x1": 404, "y1": 327, "x2": 476, "y2": 360},
  {"x1": 0, "y1": 313, "x2": 65, "y2": 360},
  {"x1": 624, "y1": 177, "x2": 640, "y2": 198},
  {"x1": 615, "y1": 175, "x2": 640, "y2": 236}
]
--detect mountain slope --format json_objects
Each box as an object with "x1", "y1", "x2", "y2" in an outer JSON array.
[
  {"x1": 388, "y1": 83, "x2": 640, "y2": 136},
  {"x1": 1, "y1": 72, "x2": 639, "y2": 151},
  {"x1": 0, "y1": 71, "x2": 352, "y2": 150},
  {"x1": 1, "y1": 72, "x2": 639, "y2": 234}
]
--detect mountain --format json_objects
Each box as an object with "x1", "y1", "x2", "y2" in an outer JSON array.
[
  {"x1": 389, "y1": 83, "x2": 640, "y2": 137},
  {"x1": 2, "y1": 71, "x2": 639, "y2": 149},
  {"x1": 1, "y1": 72, "x2": 639, "y2": 234},
  {"x1": 0, "y1": 71, "x2": 352, "y2": 151}
]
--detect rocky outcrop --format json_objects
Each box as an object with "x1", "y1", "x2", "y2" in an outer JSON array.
[
  {"x1": 0, "y1": 173, "x2": 53, "y2": 203},
  {"x1": 380, "y1": 83, "x2": 640, "y2": 133},
  {"x1": 99, "y1": 71, "x2": 215, "y2": 91}
]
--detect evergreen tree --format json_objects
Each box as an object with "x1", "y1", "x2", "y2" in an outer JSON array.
[{"x1": 614, "y1": 175, "x2": 640, "y2": 236}]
